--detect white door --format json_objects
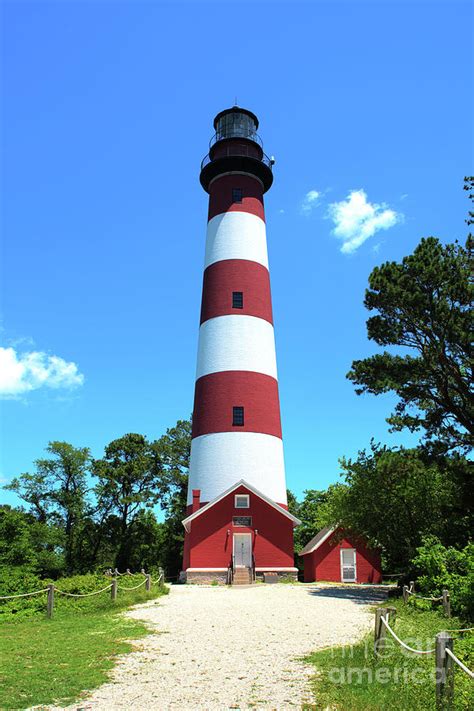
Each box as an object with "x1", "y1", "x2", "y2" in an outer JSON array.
[
  {"x1": 340, "y1": 549, "x2": 357, "y2": 582},
  {"x1": 233, "y1": 534, "x2": 252, "y2": 567}
]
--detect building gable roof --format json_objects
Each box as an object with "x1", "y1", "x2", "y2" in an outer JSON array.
[
  {"x1": 299, "y1": 526, "x2": 335, "y2": 556},
  {"x1": 182, "y1": 479, "x2": 301, "y2": 532}
]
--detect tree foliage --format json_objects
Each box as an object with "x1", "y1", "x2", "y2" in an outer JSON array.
[
  {"x1": 6, "y1": 442, "x2": 91, "y2": 572},
  {"x1": 3, "y1": 419, "x2": 192, "y2": 577},
  {"x1": 289, "y1": 489, "x2": 328, "y2": 552},
  {"x1": 347, "y1": 184, "x2": 473, "y2": 453}
]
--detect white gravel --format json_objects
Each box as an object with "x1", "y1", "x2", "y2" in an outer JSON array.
[{"x1": 61, "y1": 583, "x2": 387, "y2": 710}]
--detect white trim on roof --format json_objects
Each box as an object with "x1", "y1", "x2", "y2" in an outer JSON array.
[
  {"x1": 182, "y1": 479, "x2": 301, "y2": 532},
  {"x1": 299, "y1": 527, "x2": 335, "y2": 555}
]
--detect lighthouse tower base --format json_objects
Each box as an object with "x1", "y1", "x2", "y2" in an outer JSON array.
[{"x1": 181, "y1": 480, "x2": 300, "y2": 584}]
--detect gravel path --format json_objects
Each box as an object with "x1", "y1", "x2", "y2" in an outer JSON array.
[{"x1": 63, "y1": 583, "x2": 387, "y2": 710}]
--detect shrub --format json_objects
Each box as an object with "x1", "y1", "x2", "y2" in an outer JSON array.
[{"x1": 411, "y1": 536, "x2": 474, "y2": 620}]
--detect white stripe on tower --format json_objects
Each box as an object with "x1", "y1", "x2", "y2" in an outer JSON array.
[
  {"x1": 188, "y1": 433, "x2": 286, "y2": 505},
  {"x1": 205, "y1": 212, "x2": 269, "y2": 269},
  {"x1": 196, "y1": 315, "x2": 278, "y2": 380}
]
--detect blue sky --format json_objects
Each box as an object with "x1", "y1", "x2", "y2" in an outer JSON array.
[{"x1": 1, "y1": 0, "x2": 472, "y2": 507}]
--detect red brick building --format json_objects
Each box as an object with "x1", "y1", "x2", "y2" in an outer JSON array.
[{"x1": 300, "y1": 527, "x2": 382, "y2": 584}]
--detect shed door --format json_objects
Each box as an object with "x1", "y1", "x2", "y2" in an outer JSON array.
[{"x1": 340, "y1": 548, "x2": 356, "y2": 582}]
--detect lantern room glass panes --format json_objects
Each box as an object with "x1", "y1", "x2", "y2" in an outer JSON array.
[{"x1": 215, "y1": 111, "x2": 257, "y2": 141}]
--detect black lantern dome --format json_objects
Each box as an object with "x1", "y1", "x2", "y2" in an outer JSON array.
[{"x1": 200, "y1": 106, "x2": 273, "y2": 193}]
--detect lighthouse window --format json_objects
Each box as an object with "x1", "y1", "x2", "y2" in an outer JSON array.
[
  {"x1": 232, "y1": 291, "x2": 244, "y2": 309},
  {"x1": 232, "y1": 188, "x2": 243, "y2": 203},
  {"x1": 233, "y1": 406, "x2": 245, "y2": 426},
  {"x1": 235, "y1": 494, "x2": 250, "y2": 508}
]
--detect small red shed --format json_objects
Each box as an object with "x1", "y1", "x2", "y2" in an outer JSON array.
[{"x1": 300, "y1": 527, "x2": 382, "y2": 584}]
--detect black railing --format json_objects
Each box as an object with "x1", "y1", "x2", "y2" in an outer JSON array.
[
  {"x1": 227, "y1": 554, "x2": 235, "y2": 585},
  {"x1": 251, "y1": 553, "x2": 256, "y2": 583},
  {"x1": 201, "y1": 145, "x2": 273, "y2": 172}
]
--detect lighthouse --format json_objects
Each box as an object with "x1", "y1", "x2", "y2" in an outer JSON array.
[{"x1": 182, "y1": 107, "x2": 300, "y2": 584}]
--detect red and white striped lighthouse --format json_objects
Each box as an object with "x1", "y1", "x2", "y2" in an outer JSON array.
[{"x1": 182, "y1": 107, "x2": 300, "y2": 584}]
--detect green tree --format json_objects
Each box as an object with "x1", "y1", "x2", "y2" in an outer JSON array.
[
  {"x1": 6, "y1": 442, "x2": 90, "y2": 572},
  {"x1": 150, "y1": 419, "x2": 191, "y2": 577},
  {"x1": 347, "y1": 186, "x2": 473, "y2": 453},
  {"x1": 317, "y1": 444, "x2": 468, "y2": 570},
  {"x1": 0, "y1": 506, "x2": 64, "y2": 577},
  {"x1": 293, "y1": 489, "x2": 328, "y2": 552},
  {"x1": 93, "y1": 433, "x2": 157, "y2": 570}
]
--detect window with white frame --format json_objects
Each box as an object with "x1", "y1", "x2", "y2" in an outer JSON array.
[{"x1": 235, "y1": 494, "x2": 249, "y2": 508}]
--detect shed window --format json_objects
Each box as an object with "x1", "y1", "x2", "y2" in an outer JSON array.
[
  {"x1": 233, "y1": 406, "x2": 244, "y2": 426},
  {"x1": 232, "y1": 188, "x2": 243, "y2": 203},
  {"x1": 232, "y1": 291, "x2": 243, "y2": 309},
  {"x1": 235, "y1": 494, "x2": 249, "y2": 508}
]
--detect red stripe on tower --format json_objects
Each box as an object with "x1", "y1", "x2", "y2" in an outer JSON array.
[
  {"x1": 200, "y1": 260, "x2": 273, "y2": 325},
  {"x1": 208, "y1": 174, "x2": 265, "y2": 222},
  {"x1": 192, "y1": 371, "x2": 282, "y2": 439}
]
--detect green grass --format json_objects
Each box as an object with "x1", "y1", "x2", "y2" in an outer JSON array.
[
  {"x1": 303, "y1": 598, "x2": 473, "y2": 710},
  {"x1": 0, "y1": 586, "x2": 167, "y2": 709}
]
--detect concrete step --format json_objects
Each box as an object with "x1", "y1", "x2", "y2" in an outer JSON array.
[{"x1": 232, "y1": 568, "x2": 252, "y2": 585}]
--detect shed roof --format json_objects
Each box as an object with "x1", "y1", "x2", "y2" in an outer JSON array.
[{"x1": 299, "y1": 526, "x2": 335, "y2": 556}]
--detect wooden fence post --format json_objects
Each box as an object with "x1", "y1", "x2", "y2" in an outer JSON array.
[
  {"x1": 141, "y1": 568, "x2": 146, "y2": 576},
  {"x1": 442, "y1": 590, "x2": 451, "y2": 618},
  {"x1": 111, "y1": 578, "x2": 117, "y2": 601},
  {"x1": 126, "y1": 568, "x2": 131, "y2": 575},
  {"x1": 374, "y1": 607, "x2": 387, "y2": 655},
  {"x1": 374, "y1": 606, "x2": 396, "y2": 656},
  {"x1": 403, "y1": 585, "x2": 408, "y2": 603},
  {"x1": 409, "y1": 580, "x2": 415, "y2": 593},
  {"x1": 146, "y1": 574, "x2": 151, "y2": 592},
  {"x1": 47, "y1": 584, "x2": 54, "y2": 619},
  {"x1": 435, "y1": 632, "x2": 454, "y2": 709}
]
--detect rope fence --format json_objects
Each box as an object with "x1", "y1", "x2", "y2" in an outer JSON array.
[
  {"x1": 445, "y1": 647, "x2": 474, "y2": 679},
  {"x1": 380, "y1": 615, "x2": 435, "y2": 654},
  {"x1": 0, "y1": 588, "x2": 50, "y2": 600},
  {"x1": 54, "y1": 584, "x2": 114, "y2": 597},
  {"x1": 374, "y1": 607, "x2": 474, "y2": 709},
  {"x1": 117, "y1": 579, "x2": 147, "y2": 591},
  {"x1": 402, "y1": 581, "x2": 451, "y2": 617},
  {"x1": 0, "y1": 568, "x2": 166, "y2": 618}
]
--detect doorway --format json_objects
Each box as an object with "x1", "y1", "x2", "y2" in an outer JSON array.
[
  {"x1": 340, "y1": 548, "x2": 357, "y2": 582},
  {"x1": 233, "y1": 533, "x2": 252, "y2": 567}
]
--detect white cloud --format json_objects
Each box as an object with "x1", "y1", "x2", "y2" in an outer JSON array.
[
  {"x1": 0, "y1": 347, "x2": 84, "y2": 398},
  {"x1": 301, "y1": 189, "x2": 321, "y2": 215},
  {"x1": 327, "y1": 189, "x2": 402, "y2": 254}
]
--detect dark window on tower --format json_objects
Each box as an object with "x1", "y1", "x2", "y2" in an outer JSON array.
[
  {"x1": 232, "y1": 291, "x2": 243, "y2": 309},
  {"x1": 232, "y1": 188, "x2": 243, "y2": 203},
  {"x1": 233, "y1": 406, "x2": 244, "y2": 426}
]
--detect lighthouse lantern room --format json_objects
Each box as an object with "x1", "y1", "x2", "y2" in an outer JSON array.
[{"x1": 182, "y1": 107, "x2": 300, "y2": 584}]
